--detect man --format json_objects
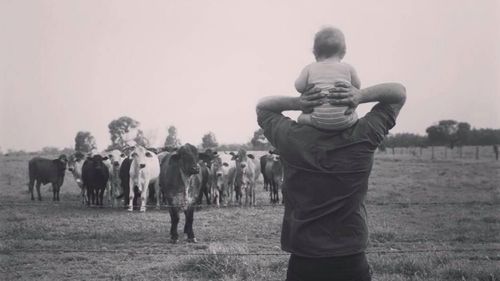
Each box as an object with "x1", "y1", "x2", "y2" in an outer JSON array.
[{"x1": 256, "y1": 83, "x2": 406, "y2": 281}]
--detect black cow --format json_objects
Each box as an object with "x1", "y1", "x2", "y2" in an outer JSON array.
[
  {"x1": 160, "y1": 143, "x2": 202, "y2": 243},
  {"x1": 260, "y1": 154, "x2": 271, "y2": 191},
  {"x1": 263, "y1": 151, "x2": 284, "y2": 204},
  {"x1": 82, "y1": 155, "x2": 110, "y2": 206},
  {"x1": 28, "y1": 155, "x2": 68, "y2": 201},
  {"x1": 117, "y1": 157, "x2": 140, "y2": 208},
  {"x1": 196, "y1": 150, "x2": 218, "y2": 205}
]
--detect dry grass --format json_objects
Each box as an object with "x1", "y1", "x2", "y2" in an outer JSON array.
[{"x1": 1, "y1": 149, "x2": 499, "y2": 280}]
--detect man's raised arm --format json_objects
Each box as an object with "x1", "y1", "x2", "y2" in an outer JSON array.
[
  {"x1": 256, "y1": 88, "x2": 325, "y2": 114},
  {"x1": 328, "y1": 83, "x2": 407, "y2": 117}
]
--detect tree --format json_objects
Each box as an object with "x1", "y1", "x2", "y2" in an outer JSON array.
[
  {"x1": 42, "y1": 146, "x2": 61, "y2": 155},
  {"x1": 250, "y1": 128, "x2": 272, "y2": 150},
  {"x1": 75, "y1": 131, "x2": 97, "y2": 153},
  {"x1": 426, "y1": 120, "x2": 471, "y2": 148},
  {"x1": 456, "y1": 122, "x2": 471, "y2": 146},
  {"x1": 164, "y1": 126, "x2": 181, "y2": 148},
  {"x1": 201, "y1": 132, "x2": 218, "y2": 149},
  {"x1": 108, "y1": 116, "x2": 143, "y2": 150}
]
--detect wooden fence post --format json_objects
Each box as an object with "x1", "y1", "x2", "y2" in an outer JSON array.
[{"x1": 431, "y1": 146, "x2": 435, "y2": 160}]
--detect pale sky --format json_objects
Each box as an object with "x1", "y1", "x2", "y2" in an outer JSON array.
[{"x1": 1, "y1": 0, "x2": 499, "y2": 151}]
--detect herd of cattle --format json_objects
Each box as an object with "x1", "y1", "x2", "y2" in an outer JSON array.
[{"x1": 27, "y1": 145, "x2": 284, "y2": 242}]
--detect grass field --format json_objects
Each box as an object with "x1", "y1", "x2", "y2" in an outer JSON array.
[{"x1": 1, "y1": 149, "x2": 499, "y2": 281}]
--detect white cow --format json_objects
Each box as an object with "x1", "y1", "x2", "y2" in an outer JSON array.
[
  {"x1": 67, "y1": 152, "x2": 87, "y2": 205},
  {"x1": 128, "y1": 146, "x2": 160, "y2": 212},
  {"x1": 211, "y1": 154, "x2": 236, "y2": 206},
  {"x1": 105, "y1": 149, "x2": 127, "y2": 207}
]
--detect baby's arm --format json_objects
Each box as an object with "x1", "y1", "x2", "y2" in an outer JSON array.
[
  {"x1": 294, "y1": 65, "x2": 310, "y2": 93},
  {"x1": 348, "y1": 64, "x2": 361, "y2": 89}
]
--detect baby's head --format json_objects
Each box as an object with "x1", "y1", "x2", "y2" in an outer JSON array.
[{"x1": 313, "y1": 26, "x2": 346, "y2": 61}]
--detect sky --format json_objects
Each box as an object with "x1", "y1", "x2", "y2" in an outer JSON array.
[{"x1": 1, "y1": 0, "x2": 499, "y2": 152}]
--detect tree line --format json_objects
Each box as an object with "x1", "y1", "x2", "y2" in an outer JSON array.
[
  {"x1": 2, "y1": 117, "x2": 498, "y2": 156},
  {"x1": 71, "y1": 116, "x2": 269, "y2": 154},
  {"x1": 380, "y1": 120, "x2": 500, "y2": 151}
]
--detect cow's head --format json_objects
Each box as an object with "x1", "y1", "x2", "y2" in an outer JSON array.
[
  {"x1": 67, "y1": 152, "x2": 84, "y2": 172},
  {"x1": 55, "y1": 154, "x2": 68, "y2": 172},
  {"x1": 87, "y1": 154, "x2": 109, "y2": 176},
  {"x1": 107, "y1": 149, "x2": 126, "y2": 168},
  {"x1": 172, "y1": 143, "x2": 200, "y2": 175},
  {"x1": 232, "y1": 149, "x2": 253, "y2": 169},
  {"x1": 268, "y1": 150, "x2": 281, "y2": 162},
  {"x1": 130, "y1": 146, "x2": 155, "y2": 169},
  {"x1": 199, "y1": 149, "x2": 218, "y2": 169},
  {"x1": 211, "y1": 155, "x2": 224, "y2": 177}
]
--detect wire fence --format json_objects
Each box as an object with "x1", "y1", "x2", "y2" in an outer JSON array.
[
  {"x1": 378, "y1": 145, "x2": 500, "y2": 161},
  {"x1": 0, "y1": 200, "x2": 498, "y2": 209},
  {"x1": 6, "y1": 247, "x2": 500, "y2": 256}
]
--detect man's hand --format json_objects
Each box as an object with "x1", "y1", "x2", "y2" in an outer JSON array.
[
  {"x1": 327, "y1": 81, "x2": 361, "y2": 115},
  {"x1": 299, "y1": 86, "x2": 325, "y2": 114}
]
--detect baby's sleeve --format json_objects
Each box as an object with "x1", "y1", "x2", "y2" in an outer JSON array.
[{"x1": 294, "y1": 65, "x2": 310, "y2": 93}]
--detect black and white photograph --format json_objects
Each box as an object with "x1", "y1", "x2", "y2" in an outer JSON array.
[{"x1": 1, "y1": 0, "x2": 499, "y2": 280}]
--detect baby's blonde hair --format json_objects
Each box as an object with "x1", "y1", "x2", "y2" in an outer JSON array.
[{"x1": 313, "y1": 27, "x2": 346, "y2": 60}]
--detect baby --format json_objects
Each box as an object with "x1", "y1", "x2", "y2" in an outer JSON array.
[{"x1": 295, "y1": 27, "x2": 361, "y2": 130}]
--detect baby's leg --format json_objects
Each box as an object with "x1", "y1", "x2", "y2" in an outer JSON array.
[{"x1": 297, "y1": 113, "x2": 314, "y2": 126}]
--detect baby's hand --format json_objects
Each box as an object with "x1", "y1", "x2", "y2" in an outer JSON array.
[{"x1": 334, "y1": 79, "x2": 351, "y2": 88}]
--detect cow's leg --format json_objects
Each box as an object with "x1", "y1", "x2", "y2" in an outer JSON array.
[
  {"x1": 106, "y1": 182, "x2": 111, "y2": 205},
  {"x1": 127, "y1": 179, "x2": 135, "y2": 211},
  {"x1": 249, "y1": 183, "x2": 255, "y2": 206},
  {"x1": 140, "y1": 183, "x2": 148, "y2": 212},
  {"x1": 81, "y1": 185, "x2": 87, "y2": 205},
  {"x1": 154, "y1": 180, "x2": 161, "y2": 209},
  {"x1": 55, "y1": 183, "x2": 61, "y2": 201},
  {"x1": 111, "y1": 182, "x2": 117, "y2": 207},
  {"x1": 85, "y1": 186, "x2": 91, "y2": 206},
  {"x1": 270, "y1": 182, "x2": 274, "y2": 203},
  {"x1": 184, "y1": 207, "x2": 196, "y2": 243},
  {"x1": 168, "y1": 207, "x2": 180, "y2": 243},
  {"x1": 29, "y1": 179, "x2": 35, "y2": 201},
  {"x1": 36, "y1": 181, "x2": 42, "y2": 201},
  {"x1": 204, "y1": 185, "x2": 210, "y2": 205},
  {"x1": 89, "y1": 188, "x2": 94, "y2": 205},
  {"x1": 98, "y1": 187, "x2": 106, "y2": 206},
  {"x1": 52, "y1": 183, "x2": 56, "y2": 201},
  {"x1": 276, "y1": 183, "x2": 280, "y2": 204}
]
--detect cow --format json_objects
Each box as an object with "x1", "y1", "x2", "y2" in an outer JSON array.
[
  {"x1": 105, "y1": 149, "x2": 126, "y2": 207},
  {"x1": 82, "y1": 154, "x2": 110, "y2": 206},
  {"x1": 118, "y1": 156, "x2": 135, "y2": 208},
  {"x1": 67, "y1": 152, "x2": 87, "y2": 205},
  {"x1": 195, "y1": 149, "x2": 218, "y2": 205},
  {"x1": 263, "y1": 151, "x2": 284, "y2": 204},
  {"x1": 159, "y1": 143, "x2": 202, "y2": 243},
  {"x1": 210, "y1": 153, "x2": 237, "y2": 206},
  {"x1": 128, "y1": 146, "x2": 160, "y2": 212},
  {"x1": 232, "y1": 149, "x2": 260, "y2": 206},
  {"x1": 28, "y1": 155, "x2": 68, "y2": 201},
  {"x1": 260, "y1": 154, "x2": 271, "y2": 191}
]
